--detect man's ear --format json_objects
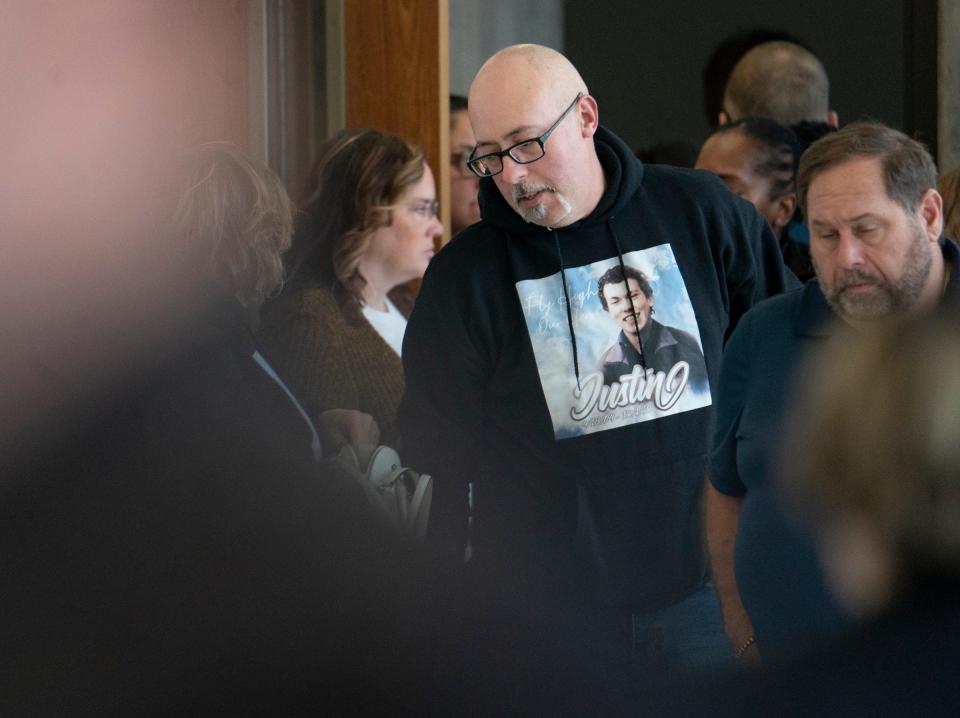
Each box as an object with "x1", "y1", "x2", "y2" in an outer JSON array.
[
  {"x1": 717, "y1": 110, "x2": 730, "y2": 126},
  {"x1": 578, "y1": 94, "x2": 600, "y2": 138},
  {"x1": 918, "y1": 188, "x2": 944, "y2": 241},
  {"x1": 826, "y1": 109, "x2": 840, "y2": 128},
  {"x1": 772, "y1": 192, "x2": 798, "y2": 231}
]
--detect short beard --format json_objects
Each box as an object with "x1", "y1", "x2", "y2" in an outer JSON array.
[
  {"x1": 818, "y1": 222, "x2": 933, "y2": 322},
  {"x1": 511, "y1": 182, "x2": 573, "y2": 226}
]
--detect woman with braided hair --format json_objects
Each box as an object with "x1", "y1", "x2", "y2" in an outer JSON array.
[{"x1": 696, "y1": 117, "x2": 814, "y2": 281}]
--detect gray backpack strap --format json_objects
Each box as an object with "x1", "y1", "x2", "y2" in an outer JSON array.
[{"x1": 251, "y1": 351, "x2": 323, "y2": 463}]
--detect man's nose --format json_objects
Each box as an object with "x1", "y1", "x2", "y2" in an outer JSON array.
[{"x1": 835, "y1": 232, "x2": 866, "y2": 268}]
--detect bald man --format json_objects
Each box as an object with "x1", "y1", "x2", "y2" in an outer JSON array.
[
  {"x1": 721, "y1": 41, "x2": 839, "y2": 128},
  {"x1": 399, "y1": 44, "x2": 798, "y2": 675}
]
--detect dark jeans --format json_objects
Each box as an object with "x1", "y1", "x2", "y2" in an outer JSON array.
[
  {"x1": 630, "y1": 582, "x2": 735, "y2": 675},
  {"x1": 581, "y1": 581, "x2": 735, "y2": 687}
]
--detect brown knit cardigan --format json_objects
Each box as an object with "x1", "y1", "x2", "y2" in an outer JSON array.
[{"x1": 257, "y1": 284, "x2": 412, "y2": 444}]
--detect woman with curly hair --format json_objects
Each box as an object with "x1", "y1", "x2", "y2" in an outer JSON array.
[{"x1": 259, "y1": 129, "x2": 443, "y2": 443}]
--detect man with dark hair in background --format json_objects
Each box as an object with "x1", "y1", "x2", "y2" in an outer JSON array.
[{"x1": 449, "y1": 94, "x2": 481, "y2": 236}]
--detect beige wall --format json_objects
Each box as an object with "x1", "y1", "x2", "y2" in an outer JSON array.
[
  {"x1": 0, "y1": 0, "x2": 256, "y2": 446},
  {"x1": 2, "y1": 0, "x2": 252, "y2": 277},
  {"x1": 941, "y1": 0, "x2": 960, "y2": 172}
]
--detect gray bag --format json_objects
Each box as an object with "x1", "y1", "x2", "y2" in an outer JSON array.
[{"x1": 336, "y1": 444, "x2": 432, "y2": 542}]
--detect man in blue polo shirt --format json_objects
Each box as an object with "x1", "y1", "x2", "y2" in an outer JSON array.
[{"x1": 706, "y1": 121, "x2": 959, "y2": 664}]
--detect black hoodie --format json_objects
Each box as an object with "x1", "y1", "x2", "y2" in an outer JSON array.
[{"x1": 399, "y1": 125, "x2": 798, "y2": 610}]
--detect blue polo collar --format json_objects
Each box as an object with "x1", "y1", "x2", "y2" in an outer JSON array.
[{"x1": 792, "y1": 279, "x2": 835, "y2": 338}]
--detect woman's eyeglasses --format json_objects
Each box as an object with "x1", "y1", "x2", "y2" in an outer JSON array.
[{"x1": 405, "y1": 199, "x2": 440, "y2": 219}]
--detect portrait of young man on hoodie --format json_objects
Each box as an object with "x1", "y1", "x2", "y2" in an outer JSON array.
[{"x1": 595, "y1": 263, "x2": 708, "y2": 391}]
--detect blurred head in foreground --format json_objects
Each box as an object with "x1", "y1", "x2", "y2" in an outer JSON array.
[
  {"x1": 171, "y1": 142, "x2": 295, "y2": 308},
  {"x1": 786, "y1": 308, "x2": 960, "y2": 619}
]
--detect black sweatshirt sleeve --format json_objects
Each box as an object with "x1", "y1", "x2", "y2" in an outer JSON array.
[{"x1": 398, "y1": 242, "x2": 493, "y2": 558}]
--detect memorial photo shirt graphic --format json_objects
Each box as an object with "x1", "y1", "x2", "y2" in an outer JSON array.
[{"x1": 516, "y1": 245, "x2": 712, "y2": 439}]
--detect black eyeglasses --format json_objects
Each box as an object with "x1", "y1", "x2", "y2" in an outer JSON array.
[{"x1": 467, "y1": 93, "x2": 583, "y2": 178}]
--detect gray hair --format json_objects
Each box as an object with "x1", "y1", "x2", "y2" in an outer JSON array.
[{"x1": 172, "y1": 143, "x2": 295, "y2": 307}]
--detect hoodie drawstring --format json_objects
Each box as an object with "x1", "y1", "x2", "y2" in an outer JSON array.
[
  {"x1": 551, "y1": 217, "x2": 647, "y2": 391},
  {"x1": 553, "y1": 230, "x2": 582, "y2": 391},
  {"x1": 609, "y1": 218, "x2": 648, "y2": 370}
]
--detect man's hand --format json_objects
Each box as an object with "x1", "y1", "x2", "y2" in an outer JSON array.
[
  {"x1": 704, "y1": 478, "x2": 761, "y2": 666},
  {"x1": 317, "y1": 409, "x2": 380, "y2": 465}
]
